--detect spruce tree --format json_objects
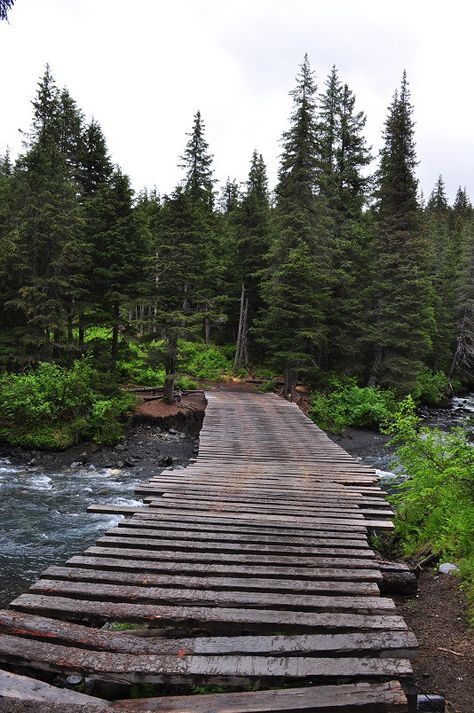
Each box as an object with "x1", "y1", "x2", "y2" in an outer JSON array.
[
  {"x1": 178, "y1": 110, "x2": 224, "y2": 342},
  {"x1": 179, "y1": 110, "x2": 215, "y2": 207},
  {"x1": 155, "y1": 189, "x2": 211, "y2": 401},
  {"x1": 0, "y1": 0, "x2": 14, "y2": 20},
  {"x1": 449, "y1": 217, "x2": 474, "y2": 381},
  {"x1": 259, "y1": 55, "x2": 332, "y2": 397},
  {"x1": 78, "y1": 119, "x2": 113, "y2": 198},
  {"x1": 318, "y1": 68, "x2": 372, "y2": 371},
  {"x1": 233, "y1": 151, "x2": 272, "y2": 369},
  {"x1": 425, "y1": 175, "x2": 456, "y2": 370},
  {"x1": 367, "y1": 73, "x2": 434, "y2": 391},
  {"x1": 88, "y1": 170, "x2": 147, "y2": 359}
]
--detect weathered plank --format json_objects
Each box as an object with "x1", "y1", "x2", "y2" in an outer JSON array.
[
  {"x1": 41, "y1": 566, "x2": 382, "y2": 595},
  {"x1": 0, "y1": 611, "x2": 418, "y2": 657},
  {"x1": 95, "y1": 535, "x2": 375, "y2": 559},
  {"x1": 28, "y1": 579, "x2": 394, "y2": 612},
  {"x1": 66, "y1": 555, "x2": 384, "y2": 581},
  {"x1": 112, "y1": 681, "x2": 409, "y2": 712},
  {"x1": 85, "y1": 545, "x2": 379, "y2": 569},
  {"x1": 10, "y1": 594, "x2": 408, "y2": 631},
  {"x1": 0, "y1": 635, "x2": 412, "y2": 683}
]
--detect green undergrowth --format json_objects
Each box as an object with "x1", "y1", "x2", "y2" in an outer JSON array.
[
  {"x1": 308, "y1": 377, "x2": 397, "y2": 434},
  {"x1": 383, "y1": 397, "x2": 474, "y2": 618},
  {"x1": 0, "y1": 358, "x2": 137, "y2": 449},
  {"x1": 114, "y1": 339, "x2": 233, "y2": 386}
]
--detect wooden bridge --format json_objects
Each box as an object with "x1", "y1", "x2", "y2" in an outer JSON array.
[{"x1": 0, "y1": 391, "x2": 417, "y2": 712}]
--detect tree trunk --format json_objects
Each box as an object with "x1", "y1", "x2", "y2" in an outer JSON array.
[
  {"x1": 233, "y1": 283, "x2": 249, "y2": 373},
  {"x1": 204, "y1": 303, "x2": 211, "y2": 343},
  {"x1": 163, "y1": 334, "x2": 177, "y2": 404},
  {"x1": 284, "y1": 368, "x2": 296, "y2": 401},
  {"x1": 111, "y1": 302, "x2": 120, "y2": 360},
  {"x1": 368, "y1": 349, "x2": 383, "y2": 386},
  {"x1": 78, "y1": 321, "x2": 84, "y2": 346}
]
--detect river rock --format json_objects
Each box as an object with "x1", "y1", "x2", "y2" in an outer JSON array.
[
  {"x1": 88, "y1": 464, "x2": 96, "y2": 471},
  {"x1": 169, "y1": 428, "x2": 177, "y2": 435},
  {"x1": 438, "y1": 562, "x2": 459, "y2": 575},
  {"x1": 70, "y1": 461, "x2": 82, "y2": 468},
  {"x1": 115, "y1": 444, "x2": 126, "y2": 451},
  {"x1": 124, "y1": 457, "x2": 135, "y2": 467},
  {"x1": 159, "y1": 456, "x2": 173, "y2": 466}
]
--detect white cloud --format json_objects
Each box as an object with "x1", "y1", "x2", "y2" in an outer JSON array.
[{"x1": 0, "y1": 0, "x2": 472, "y2": 200}]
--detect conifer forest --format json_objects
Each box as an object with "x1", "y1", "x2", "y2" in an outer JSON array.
[{"x1": 0, "y1": 57, "x2": 472, "y2": 401}]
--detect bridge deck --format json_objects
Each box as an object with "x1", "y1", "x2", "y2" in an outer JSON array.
[{"x1": 0, "y1": 391, "x2": 416, "y2": 712}]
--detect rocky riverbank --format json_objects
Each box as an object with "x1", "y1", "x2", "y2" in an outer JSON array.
[{"x1": 0, "y1": 390, "x2": 207, "y2": 475}]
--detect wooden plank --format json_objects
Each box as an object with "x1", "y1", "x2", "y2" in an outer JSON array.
[
  {"x1": 95, "y1": 535, "x2": 375, "y2": 559},
  {"x1": 112, "y1": 681, "x2": 409, "y2": 712},
  {"x1": 10, "y1": 594, "x2": 408, "y2": 631},
  {"x1": 29, "y1": 579, "x2": 394, "y2": 612},
  {"x1": 67, "y1": 555, "x2": 384, "y2": 581},
  {"x1": 0, "y1": 635, "x2": 412, "y2": 683},
  {"x1": 112, "y1": 525, "x2": 369, "y2": 548},
  {"x1": 0, "y1": 669, "x2": 109, "y2": 710},
  {"x1": 86, "y1": 545, "x2": 379, "y2": 569},
  {"x1": 0, "y1": 610, "x2": 418, "y2": 657},
  {"x1": 112, "y1": 510, "x2": 370, "y2": 532},
  {"x1": 41, "y1": 566, "x2": 381, "y2": 595},
  {"x1": 124, "y1": 515, "x2": 369, "y2": 539}
]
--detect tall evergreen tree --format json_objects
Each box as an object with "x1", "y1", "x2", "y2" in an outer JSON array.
[
  {"x1": 0, "y1": 0, "x2": 14, "y2": 20},
  {"x1": 449, "y1": 216, "x2": 474, "y2": 381},
  {"x1": 425, "y1": 175, "x2": 456, "y2": 370},
  {"x1": 179, "y1": 110, "x2": 224, "y2": 342},
  {"x1": 233, "y1": 151, "x2": 272, "y2": 369},
  {"x1": 259, "y1": 55, "x2": 332, "y2": 397},
  {"x1": 318, "y1": 68, "x2": 372, "y2": 371},
  {"x1": 367, "y1": 73, "x2": 434, "y2": 391},
  {"x1": 179, "y1": 110, "x2": 215, "y2": 208},
  {"x1": 88, "y1": 170, "x2": 147, "y2": 359},
  {"x1": 155, "y1": 188, "x2": 212, "y2": 401},
  {"x1": 78, "y1": 119, "x2": 113, "y2": 197}
]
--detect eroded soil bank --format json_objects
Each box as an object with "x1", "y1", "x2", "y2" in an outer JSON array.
[{"x1": 0, "y1": 391, "x2": 207, "y2": 472}]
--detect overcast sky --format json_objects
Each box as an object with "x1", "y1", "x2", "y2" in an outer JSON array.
[{"x1": 1, "y1": 0, "x2": 472, "y2": 201}]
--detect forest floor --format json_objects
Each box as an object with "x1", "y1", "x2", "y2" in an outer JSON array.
[{"x1": 396, "y1": 571, "x2": 474, "y2": 713}]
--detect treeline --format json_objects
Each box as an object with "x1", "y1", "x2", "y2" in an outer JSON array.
[{"x1": 0, "y1": 57, "x2": 473, "y2": 400}]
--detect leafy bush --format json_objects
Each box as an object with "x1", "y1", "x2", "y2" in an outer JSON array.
[
  {"x1": 411, "y1": 369, "x2": 450, "y2": 406},
  {"x1": 309, "y1": 378, "x2": 396, "y2": 434},
  {"x1": 257, "y1": 378, "x2": 278, "y2": 393},
  {"x1": 0, "y1": 359, "x2": 136, "y2": 449},
  {"x1": 384, "y1": 397, "x2": 474, "y2": 608},
  {"x1": 177, "y1": 341, "x2": 232, "y2": 380}
]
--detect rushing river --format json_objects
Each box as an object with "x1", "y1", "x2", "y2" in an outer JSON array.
[
  {"x1": 0, "y1": 394, "x2": 472, "y2": 607},
  {"x1": 0, "y1": 464, "x2": 142, "y2": 606},
  {"x1": 357, "y1": 392, "x2": 474, "y2": 487}
]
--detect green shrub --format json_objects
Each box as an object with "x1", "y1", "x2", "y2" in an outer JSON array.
[
  {"x1": 0, "y1": 359, "x2": 136, "y2": 449},
  {"x1": 384, "y1": 397, "x2": 474, "y2": 611},
  {"x1": 175, "y1": 375, "x2": 199, "y2": 390},
  {"x1": 177, "y1": 341, "x2": 232, "y2": 380},
  {"x1": 411, "y1": 369, "x2": 450, "y2": 406},
  {"x1": 257, "y1": 378, "x2": 278, "y2": 393},
  {"x1": 309, "y1": 378, "x2": 396, "y2": 434}
]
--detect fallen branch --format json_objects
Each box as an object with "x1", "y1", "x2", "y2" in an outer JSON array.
[{"x1": 436, "y1": 647, "x2": 463, "y2": 657}]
